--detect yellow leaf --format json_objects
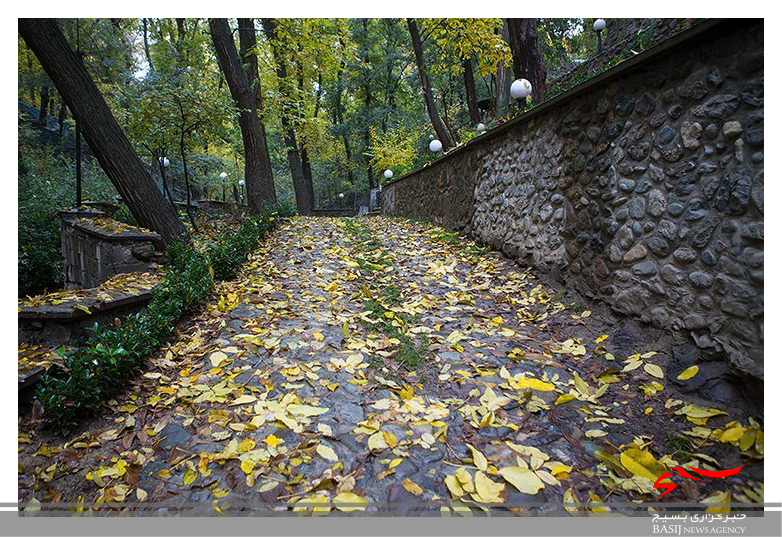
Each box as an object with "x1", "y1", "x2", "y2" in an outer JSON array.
[
  {"x1": 445, "y1": 475, "x2": 464, "y2": 498},
  {"x1": 333, "y1": 492, "x2": 367, "y2": 511},
  {"x1": 74, "y1": 304, "x2": 92, "y2": 314},
  {"x1": 719, "y1": 427, "x2": 747, "y2": 443},
  {"x1": 555, "y1": 393, "x2": 576, "y2": 405},
  {"x1": 230, "y1": 394, "x2": 257, "y2": 406},
  {"x1": 643, "y1": 363, "x2": 664, "y2": 379},
  {"x1": 183, "y1": 468, "x2": 197, "y2": 486},
  {"x1": 368, "y1": 432, "x2": 388, "y2": 451},
  {"x1": 136, "y1": 488, "x2": 148, "y2": 501},
  {"x1": 619, "y1": 449, "x2": 660, "y2": 481},
  {"x1": 264, "y1": 434, "x2": 285, "y2": 448},
  {"x1": 499, "y1": 466, "x2": 545, "y2": 494},
  {"x1": 585, "y1": 429, "x2": 607, "y2": 438},
  {"x1": 677, "y1": 365, "x2": 699, "y2": 380},
  {"x1": 474, "y1": 471, "x2": 504, "y2": 502},
  {"x1": 240, "y1": 460, "x2": 255, "y2": 475},
  {"x1": 564, "y1": 486, "x2": 583, "y2": 516},
  {"x1": 403, "y1": 478, "x2": 424, "y2": 496},
  {"x1": 382, "y1": 431, "x2": 398, "y2": 448},
  {"x1": 288, "y1": 404, "x2": 329, "y2": 417},
  {"x1": 209, "y1": 351, "x2": 228, "y2": 368},
  {"x1": 467, "y1": 443, "x2": 488, "y2": 471},
  {"x1": 316, "y1": 444, "x2": 339, "y2": 462},
  {"x1": 511, "y1": 377, "x2": 555, "y2": 391},
  {"x1": 703, "y1": 490, "x2": 731, "y2": 512}
]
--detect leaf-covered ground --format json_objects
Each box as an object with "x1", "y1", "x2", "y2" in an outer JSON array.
[{"x1": 18, "y1": 216, "x2": 763, "y2": 514}]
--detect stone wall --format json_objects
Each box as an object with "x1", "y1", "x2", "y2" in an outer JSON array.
[
  {"x1": 382, "y1": 19, "x2": 764, "y2": 378},
  {"x1": 60, "y1": 211, "x2": 163, "y2": 289}
]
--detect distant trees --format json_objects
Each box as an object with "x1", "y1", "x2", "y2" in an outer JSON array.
[{"x1": 17, "y1": 17, "x2": 575, "y2": 219}]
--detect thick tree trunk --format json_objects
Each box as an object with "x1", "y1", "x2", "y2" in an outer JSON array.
[
  {"x1": 237, "y1": 18, "x2": 275, "y2": 187},
  {"x1": 261, "y1": 18, "x2": 313, "y2": 215},
  {"x1": 209, "y1": 18, "x2": 277, "y2": 214},
  {"x1": 463, "y1": 59, "x2": 481, "y2": 126},
  {"x1": 19, "y1": 18, "x2": 186, "y2": 244},
  {"x1": 495, "y1": 19, "x2": 512, "y2": 117},
  {"x1": 407, "y1": 18, "x2": 453, "y2": 150},
  {"x1": 506, "y1": 18, "x2": 547, "y2": 102}
]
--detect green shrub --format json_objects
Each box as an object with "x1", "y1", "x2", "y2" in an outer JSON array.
[{"x1": 35, "y1": 203, "x2": 295, "y2": 430}]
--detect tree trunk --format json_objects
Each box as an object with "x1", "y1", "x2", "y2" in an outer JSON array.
[
  {"x1": 27, "y1": 49, "x2": 36, "y2": 106},
  {"x1": 19, "y1": 18, "x2": 186, "y2": 244},
  {"x1": 142, "y1": 18, "x2": 154, "y2": 71},
  {"x1": 506, "y1": 18, "x2": 546, "y2": 102},
  {"x1": 495, "y1": 19, "x2": 511, "y2": 117},
  {"x1": 179, "y1": 134, "x2": 199, "y2": 231},
  {"x1": 335, "y1": 62, "x2": 355, "y2": 186},
  {"x1": 38, "y1": 86, "x2": 49, "y2": 127},
  {"x1": 260, "y1": 18, "x2": 313, "y2": 215},
  {"x1": 57, "y1": 98, "x2": 66, "y2": 135},
  {"x1": 463, "y1": 59, "x2": 481, "y2": 126},
  {"x1": 209, "y1": 18, "x2": 277, "y2": 214},
  {"x1": 406, "y1": 18, "x2": 453, "y2": 150},
  {"x1": 237, "y1": 18, "x2": 275, "y2": 187}
]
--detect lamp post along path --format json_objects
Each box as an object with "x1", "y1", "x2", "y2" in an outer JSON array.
[
  {"x1": 510, "y1": 78, "x2": 533, "y2": 110},
  {"x1": 594, "y1": 19, "x2": 606, "y2": 53}
]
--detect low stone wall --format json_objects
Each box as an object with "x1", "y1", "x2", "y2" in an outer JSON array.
[
  {"x1": 383, "y1": 19, "x2": 764, "y2": 378},
  {"x1": 59, "y1": 210, "x2": 163, "y2": 289}
]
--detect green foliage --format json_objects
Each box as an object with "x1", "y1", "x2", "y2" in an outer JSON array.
[{"x1": 35, "y1": 204, "x2": 295, "y2": 430}]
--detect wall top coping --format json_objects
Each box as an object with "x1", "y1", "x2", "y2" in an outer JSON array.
[
  {"x1": 383, "y1": 18, "x2": 748, "y2": 189},
  {"x1": 60, "y1": 213, "x2": 161, "y2": 242}
]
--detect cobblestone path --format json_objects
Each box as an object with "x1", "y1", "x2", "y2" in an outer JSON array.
[{"x1": 19, "y1": 216, "x2": 763, "y2": 514}]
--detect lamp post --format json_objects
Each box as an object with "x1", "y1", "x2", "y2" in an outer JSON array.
[
  {"x1": 594, "y1": 19, "x2": 606, "y2": 53},
  {"x1": 220, "y1": 171, "x2": 228, "y2": 202},
  {"x1": 510, "y1": 78, "x2": 533, "y2": 110},
  {"x1": 159, "y1": 156, "x2": 171, "y2": 205},
  {"x1": 238, "y1": 179, "x2": 246, "y2": 206}
]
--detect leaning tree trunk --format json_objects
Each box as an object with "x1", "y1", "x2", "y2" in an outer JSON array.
[
  {"x1": 506, "y1": 18, "x2": 547, "y2": 103},
  {"x1": 260, "y1": 18, "x2": 313, "y2": 216},
  {"x1": 209, "y1": 18, "x2": 277, "y2": 214},
  {"x1": 406, "y1": 18, "x2": 453, "y2": 150},
  {"x1": 19, "y1": 18, "x2": 186, "y2": 244}
]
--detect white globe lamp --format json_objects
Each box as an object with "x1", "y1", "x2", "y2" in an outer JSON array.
[
  {"x1": 429, "y1": 139, "x2": 443, "y2": 153},
  {"x1": 384, "y1": 169, "x2": 393, "y2": 180}
]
